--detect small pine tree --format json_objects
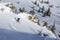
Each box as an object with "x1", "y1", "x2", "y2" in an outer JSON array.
[
  {"x1": 37, "y1": 9, "x2": 41, "y2": 12},
  {"x1": 19, "y1": 7, "x2": 26, "y2": 13},
  {"x1": 41, "y1": 6, "x2": 45, "y2": 13},
  {"x1": 43, "y1": 7, "x2": 51, "y2": 17},
  {"x1": 51, "y1": 23, "x2": 56, "y2": 33},
  {"x1": 22, "y1": 7, "x2": 25, "y2": 12},
  {"x1": 43, "y1": 22, "x2": 48, "y2": 27},
  {"x1": 29, "y1": 10, "x2": 35, "y2": 15},
  {"x1": 29, "y1": 6, "x2": 35, "y2": 15},
  {"x1": 19, "y1": 8, "x2": 22, "y2": 12},
  {"x1": 31, "y1": 0, "x2": 51, "y2": 17},
  {"x1": 32, "y1": 0, "x2": 37, "y2": 5}
]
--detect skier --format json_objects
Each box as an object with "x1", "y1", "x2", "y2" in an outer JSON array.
[
  {"x1": 16, "y1": 18, "x2": 20, "y2": 22},
  {"x1": 15, "y1": 17, "x2": 20, "y2": 23}
]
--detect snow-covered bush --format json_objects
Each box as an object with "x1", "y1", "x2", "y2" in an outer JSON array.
[
  {"x1": 28, "y1": 15, "x2": 40, "y2": 25},
  {"x1": 5, "y1": 3, "x2": 15, "y2": 12}
]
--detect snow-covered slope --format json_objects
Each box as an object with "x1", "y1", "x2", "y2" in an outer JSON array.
[
  {"x1": 0, "y1": 2, "x2": 57, "y2": 40},
  {"x1": 0, "y1": 2, "x2": 14, "y2": 30},
  {"x1": 10, "y1": 13, "x2": 56, "y2": 38},
  {"x1": 0, "y1": 0, "x2": 60, "y2": 40}
]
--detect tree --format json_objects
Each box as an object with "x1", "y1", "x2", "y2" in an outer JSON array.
[
  {"x1": 19, "y1": 7, "x2": 26, "y2": 13},
  {"x1": 51, "y1": 24, "x2": 56, "y2": 33},
  {"x1": 30, "y1": 0, "x2": 51, "y2": 17},
  {"x1": 29, "y1": 6, "x2": 35, "y2": 15},
  {"x1": 43, "y1": 7, "x2": 51, "y2": 17},
  {"x1": 43, "y1": 22, "x2": 48, "y2": 27}
]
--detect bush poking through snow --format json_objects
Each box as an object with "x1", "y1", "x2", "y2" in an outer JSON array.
[
  {"x1": 28, "y1": 15, "x2": 40, "y2": 25},
  {"x1": 28, "y1": 16, "x2": 32, "y2": 20},
  {"x1": 5, "y1": 3, "x2": 15, "y2": 11},
  {"x1": 9, "y1": 5, "x2": 15, "y2": 11}
]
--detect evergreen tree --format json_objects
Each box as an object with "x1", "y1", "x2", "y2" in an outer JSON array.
[
  {"x1": 30, "y1": 0, "x2": 51, "y2": 17},
  {"x1": 29, "y1": 6, "x2": 35, "y2": 15},
  {"x1": 43, "y1": 7, "x2": 51, "y2": 17},
  {"x1": 43, "y1": 22, "x2": 48, "y2": 27},
  {"x1": 19, "y1": 7, "x2": 26, "y2": 13}
]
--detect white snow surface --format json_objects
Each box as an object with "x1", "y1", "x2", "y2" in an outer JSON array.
[
  {"x1": 0, "y1": 2, "x2": 57, "y2": 40},
  {"x1": 0, "y1": 0, "x2": 60, "y2": 40}
]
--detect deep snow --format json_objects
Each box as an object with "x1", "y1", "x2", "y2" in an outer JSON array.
[{"x1": 0, "y1": 0, "x2": 60, "y2": 40}]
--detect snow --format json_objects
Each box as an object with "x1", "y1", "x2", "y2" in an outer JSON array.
[
  {"x1": 0, "y1": 11, "x2": 56, "y2": 40},
  {"x1": 0, "y1": 3, "x2": 56, "y2": 39},
  {"x1": 0, "y1": 0, "x2": 60, "y2": 40},
  {"x1": 9, "y1": 12, "x2": 57, "y2": 39}
]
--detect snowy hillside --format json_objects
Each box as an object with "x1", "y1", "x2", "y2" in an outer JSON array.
[{"x1": 0, "y1": 0, "x2": 60, "y2": 40}]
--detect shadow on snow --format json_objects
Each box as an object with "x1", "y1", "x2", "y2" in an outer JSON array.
[{"x1": 0, "y1": 29, "x2": 56, "y2": 40}]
